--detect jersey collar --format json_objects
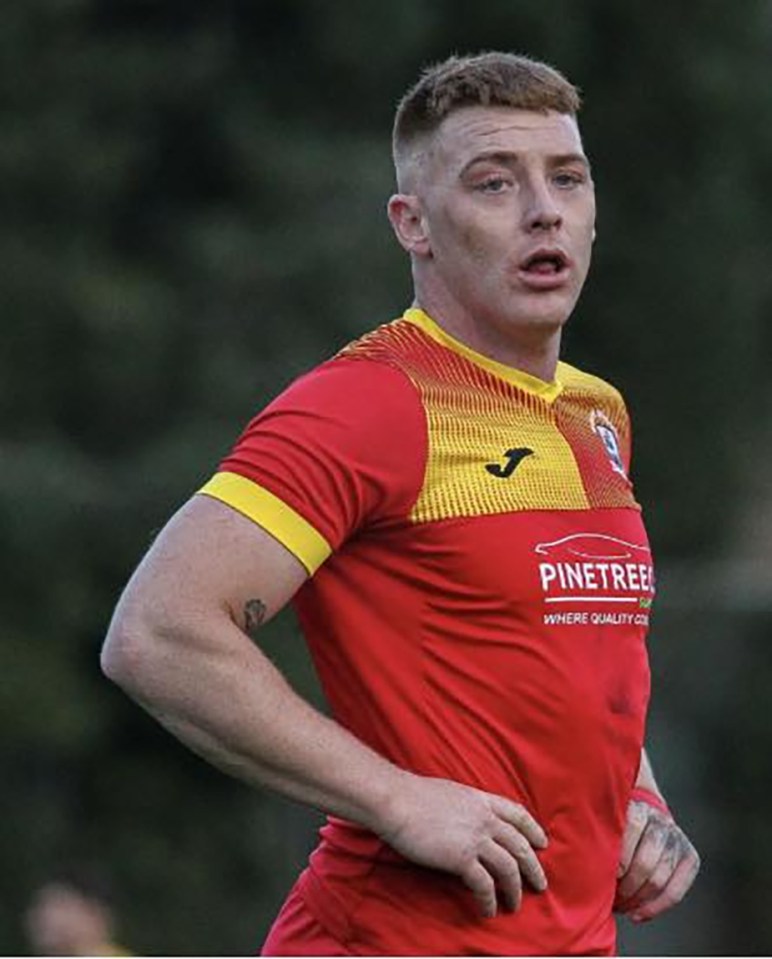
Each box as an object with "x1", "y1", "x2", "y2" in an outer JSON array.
[{"x1": 404, "y1": 307, "x2": 564, "y2": 403}]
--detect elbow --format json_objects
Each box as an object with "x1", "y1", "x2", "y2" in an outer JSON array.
[{"x1": 101, "y1": 607, "x2": 157, "y2": 696}]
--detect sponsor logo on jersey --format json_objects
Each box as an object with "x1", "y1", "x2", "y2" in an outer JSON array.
[
  {"x1": 591, "y1": 409, "x2": 626, "y2": 477},
  {"x1": 535, "y1": 533, "x2": 654, "y2": 627}
]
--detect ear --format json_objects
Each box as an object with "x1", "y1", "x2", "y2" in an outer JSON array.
[{"x1": 387, "y1": 194, "x2": 431, "y2": 257}]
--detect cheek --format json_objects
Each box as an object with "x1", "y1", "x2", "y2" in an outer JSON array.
[
  {"x1": 570, "y1": 220, "x2": 595, "y2": 274},
  {"x1": 582, "y1": 228, "x2": 596, "y2": 273},
  {"x1": 429, "y1": 203, "x2": 499, "y2": 264},
  {"x1": 457, "y1": 224, "x2": 493, "y2": 264},
  {"x1": 453, "y1": 226, "x2": 515, "y2": 284}
]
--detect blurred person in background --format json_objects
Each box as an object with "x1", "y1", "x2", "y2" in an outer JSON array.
[
  {"x1": 24, "y1": 864, "x2": 129, "y2": 957},
  {"x1": 102, "y1": 52, "x2": 699, "y2": 955}
]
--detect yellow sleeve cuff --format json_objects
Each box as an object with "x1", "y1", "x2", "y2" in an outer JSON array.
[{"x1": 197, "y1": 471, "x2": 332, "y2": 575}]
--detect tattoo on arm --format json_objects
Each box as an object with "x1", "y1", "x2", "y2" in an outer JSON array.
[{"x1": 243, "y1": 599, "x2": 268, "y2": 641}]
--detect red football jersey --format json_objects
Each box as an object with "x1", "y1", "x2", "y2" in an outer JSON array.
[{"x1": 199, "y1": 308, "x2": 653, "y2": 955}]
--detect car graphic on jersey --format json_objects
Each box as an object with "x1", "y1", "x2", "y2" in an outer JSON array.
[{"x1": 535, "y1": 532, "x2": 651, "y2": 561}]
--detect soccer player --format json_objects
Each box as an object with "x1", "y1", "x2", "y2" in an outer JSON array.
[{"x1": 102, "y1": 52, "x2": 700, "y2": 955}]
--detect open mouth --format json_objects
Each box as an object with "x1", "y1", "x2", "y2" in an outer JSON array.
[{"x1": 520, "y1": 249, "x2": 569, "y2": 275}]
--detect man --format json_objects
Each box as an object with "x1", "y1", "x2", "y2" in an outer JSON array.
[
  {"x1": 25, "y1": 866, "x2": 129, "y2": 956},
  {"x1": 102, "y1": 52, "x2": 700, "y2": 955}
]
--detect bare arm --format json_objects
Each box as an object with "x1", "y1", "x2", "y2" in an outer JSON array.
[
  {"x1": 102, "y1": 494, "x2": 548, "y2": 917},
  {"x1": 102, "y1": 494, "x2": 404, "y2": 820}
]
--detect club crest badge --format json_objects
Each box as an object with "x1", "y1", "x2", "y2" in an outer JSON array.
[{"x1": 590, "y1": 410, "x2": 626, "y2": 477}]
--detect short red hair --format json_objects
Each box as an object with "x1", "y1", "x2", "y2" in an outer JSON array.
[{"x1": 393, "y1": 52, "x2": 581, "y2": 176}]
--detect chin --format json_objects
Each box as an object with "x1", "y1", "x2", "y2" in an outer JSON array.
[
  {"x1": 507, "y1": 309, "x2": 570, "y2": 335},
  {"x1": 514, "y1": 293, "x2": 576, "y2": 331}
]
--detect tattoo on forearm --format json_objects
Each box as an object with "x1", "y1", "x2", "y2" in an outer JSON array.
[{"x1": 243, "y1": 599, "x2": 267, "y2": 641}]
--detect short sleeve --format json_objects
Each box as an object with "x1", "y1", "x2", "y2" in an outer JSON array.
[{"x1": 197, "y1": 358, "x2": 428, "y2": 574}]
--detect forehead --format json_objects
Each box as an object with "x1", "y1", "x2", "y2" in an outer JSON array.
[{"x1": 430, "y1": 106, "x2": 585, "y2": 171}]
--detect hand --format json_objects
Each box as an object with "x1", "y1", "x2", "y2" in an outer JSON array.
[
  {"x1": 615, "y1": 798, "x2": 700, "y2": 923},
  {"x1": 374, "y1": 772, "x2": 548, "y2": 918}
]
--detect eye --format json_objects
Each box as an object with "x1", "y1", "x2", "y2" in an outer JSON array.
[
  {"x1": 477, "y1": 176, "x2": 512, "y2": 194},
  {"x1": 553, "y1": 170, "x2": 586, "y2": 189}
]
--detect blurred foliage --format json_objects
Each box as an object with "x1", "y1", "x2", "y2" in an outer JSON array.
[{"x1": 1, "y1": 0, "x2": 771, "y2": 953}]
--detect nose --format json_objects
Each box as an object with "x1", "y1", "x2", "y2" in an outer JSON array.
[{"x1": 522, "y1": 179, "x2": 562, "y2": 233}]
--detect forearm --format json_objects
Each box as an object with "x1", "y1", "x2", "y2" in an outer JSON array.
[
  {"x1": 635, "y1": 748, "x2": 665, "y2": 801},
  {"x1": 102, "y1": 609, "x2": 404, "y2": 833}
]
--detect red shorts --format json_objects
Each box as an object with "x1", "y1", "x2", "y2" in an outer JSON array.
[{"x1": 261, "y1": 884, "x2": 352, "y2": 957}]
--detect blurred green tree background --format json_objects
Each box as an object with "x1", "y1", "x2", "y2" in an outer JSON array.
[{"x1": 2, "y1": 0, "x2": 771, "y2": 953}]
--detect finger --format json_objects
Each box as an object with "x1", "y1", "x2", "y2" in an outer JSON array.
[
  {"x1": 462, "y1": 860, "x2": 498, "y2": 918},
  {"x1": 617, "y1": 840, "x2": 677, "y2": 913},
  {"x1": 479, "y1": 839, "x2": 523, "y2": 912},
  {"x1": 616, "y1": 830, "x2": 670, "y2": 907},
  {"x1": 491, "y1": 796, "x2": 548, "y2": 849},
  {"x1": 616, "y1": 819, "x2": 669, "y2": 901},
  {"x1": 629, "y1": 846, "x2": 701, "y2": 923},
  {"x1": 617, "y1": 800, "x2": 649, "y2": 879},
  {"x1": 619, "y1": 824, "x2": 693, "y2": 911},
  {"x1": 494, "y1": 825, "x2": 548, "y2": 893}
]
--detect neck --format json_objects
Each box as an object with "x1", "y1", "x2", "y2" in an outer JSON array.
[{"x1": 412, "y1": 286, "x2": 562, "y2": 383}]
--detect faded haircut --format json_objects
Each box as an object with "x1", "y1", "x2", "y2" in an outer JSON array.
[{"x1": 393, "y1": 52, "x2": 581, "y2": 188}]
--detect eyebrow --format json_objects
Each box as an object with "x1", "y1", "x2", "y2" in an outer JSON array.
[{"x1": 460, "y1": 151, "x2": 591, "y2": 176}]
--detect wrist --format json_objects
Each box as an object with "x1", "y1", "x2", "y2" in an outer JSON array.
[
  {"x1": 355, "y1": 765, "x2": 415, "y2": 835},
  {"x1": 631, "y1": 785, "x2": 671, "y2": 818},
  {"x1": 362, "y1": 767, "x2": 422, "y2": 840}
]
